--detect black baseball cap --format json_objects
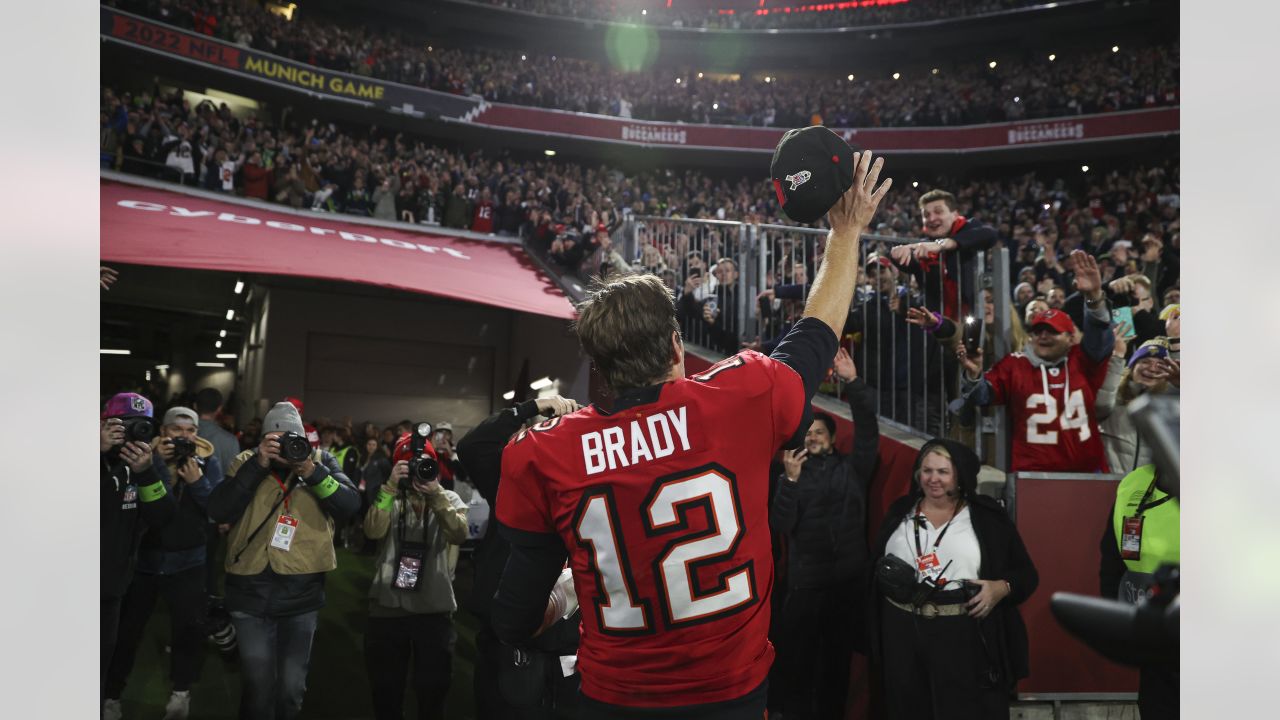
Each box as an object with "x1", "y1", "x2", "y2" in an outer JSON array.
[{"x1": 770, "y1": 126, "x2": 856, "y2": 224}]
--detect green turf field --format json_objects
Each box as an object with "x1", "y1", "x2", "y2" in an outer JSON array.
[{"x1": 118, "y1": 548, "x2": 482, "y2": 719}]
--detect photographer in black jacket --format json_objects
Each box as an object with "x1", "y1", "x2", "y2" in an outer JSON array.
[
  {"x1": 104, "y1": 406, "x2": 223, "y2": 720},
  {"x1": 456, "y1": 394, "x2": 581, "y2": 720},
  {"x1": 101, "y1": 393, "x2": 175, "y2": 705},
  {"x1": 769, "y1": 348, "x2": 880, "y2": 720}
]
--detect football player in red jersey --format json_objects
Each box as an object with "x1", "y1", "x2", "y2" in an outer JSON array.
[
  {"x1": 491, "y1": 152, "x2": 891, "y2": 719},
  {"x1": 957, "y1": 250, "x2": 1115, "y2": 473}
]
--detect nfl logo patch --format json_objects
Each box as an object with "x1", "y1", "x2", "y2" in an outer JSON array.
[{"x1": 131, "y1": 396, "x2": 147, "y2": 412}]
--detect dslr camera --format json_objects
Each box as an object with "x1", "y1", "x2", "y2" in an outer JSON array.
[
  {"x1": 170, "y1": 437, "x2": 204, "y2": 466},
  {"x1": 406, "y1": 422, "x2": 439, "y2": 485},
  {"x1": 121, "y1": 417, "x2": 155, "y2": 444},
  {"x1": 278, "y1": 431, "x2": 312, "y2": 463}
]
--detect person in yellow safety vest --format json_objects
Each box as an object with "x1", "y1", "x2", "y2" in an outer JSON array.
[{"x1": 1100, "y1": 463, "x2": 1178, "y2": 719}]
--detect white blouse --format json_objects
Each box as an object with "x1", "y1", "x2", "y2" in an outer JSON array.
[{"x1": 886, "y1": 504, "x2": 982, "y2": 591}]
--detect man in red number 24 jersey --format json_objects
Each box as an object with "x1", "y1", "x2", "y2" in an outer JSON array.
[{"x1": 492, "y1": 148, "x2": 892, "y2": 719}]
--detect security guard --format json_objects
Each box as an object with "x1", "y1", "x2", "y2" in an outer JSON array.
[{"x1": 1101, "y1": 463, "x2": 1179, "y2": 718}]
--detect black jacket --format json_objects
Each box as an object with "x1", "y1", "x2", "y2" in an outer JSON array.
[
  {"x1": 770, "y1": 378, "x2": 880, "y2": 588},
  {"x1": 890, "y1": 219, "x2": 998, "y2": 318},
  {"x1": 869, "y1": 439, "x2": 1039, "y2": 687},
  {"x1": 455, "y1": 399, "x2": 542, "y2": 620},
  {"x1": 101, "y1": 454, "x2": 175, "y2": 598}
]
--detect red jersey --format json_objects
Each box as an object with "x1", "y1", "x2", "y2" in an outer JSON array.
[
  {"x1": 471, "y1": 201, "x2": 494, "y2": 233},
  {"x1": 983, "y1": 346, "x2": 1109, "y2": 473},
  {"x1": 497, "y1": 351, "x2": 807, "y2": 707}
]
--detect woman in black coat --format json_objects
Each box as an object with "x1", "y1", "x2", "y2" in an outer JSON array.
[{"x1": 870, "y1": 438, "x2": 1038, "y2": 720}]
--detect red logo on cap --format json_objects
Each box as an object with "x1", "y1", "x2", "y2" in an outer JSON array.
[{"x1": 772, "y1": 179, "x2": 788, "y2": 207}]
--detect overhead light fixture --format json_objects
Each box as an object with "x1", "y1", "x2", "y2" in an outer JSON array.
[
  {"x1": 100, "y1": 349, "x2": 130, "y2": 355},
  {"x1": 219, "y1": 329, "x2": 227, "y2": 338},
  {"x1": 145, "y1": 370, "x2": 151, "y2": 381},
  {"x1": 234, "y1": 280, "x2": 244, "y2": 294},
  {"x1": 196, "y1": 362, "x2": 226, "y2": 368},
  {"x1": 544, "y1": 149, "x2": 556, "y2": 157},
  {"x1": 215, "y1": 340, "x2": 222, "y2": 349},
  {"x1": 521, "y1": 54, "x2": 527, "y2": 61},
  {"x1": 1014, "y1": 96, "x2": 1021, "y2": 103},
  {"x1": 676, "y1": 77, "x2": 682, "y2": 85},
  {"x1": 1081, "y1": 165, "x2": 1090, "y2": 172},
  {"x1": 931, "y1": 68, "x2": 939, "y2": 75},
  {"x1": 988, "y1": 60, "x2": 997, "y2": 69},
  {"x1": 225, "y1": 309, "x2": 234, "y2": 321},
  {"x1": 713, "y1": 102, "x2": 719, "y2": 110},
  {"x1": 1048, "y1": 53, "x2": 1056, "y2": 61},
  {"x1": 892, "y1": 72, "x2": 900, "y2": 80},
  {"x1": 1112, "y1": 45, "x2": 1119, "y2": 53},
  {"x1": 642, "y1": 8, "x2": 647, "y2": 14},
  {"x1": 156, "y1": 364, "x2": 169, "y2": 372},
  {"x1": 502, "y1": 390, "x2": 515, "y2": 401},
  {"x1": 530, "y1": 376, "x2": 554, "y2": 391},
  {"x1": 427, "y1": 46, "x2": 433, "y2": 52},
  {"x1": 697, "y1": 72, "x2": 704, "y2": 78},
  {"x1": 912, "y1": 181, "x2": 919, "y2": 188},
  {"x1": 216, "y1": 353, "x2": 237, "y2": 359},
  {"x1": 764, "y1": 76, "x2": 772, "y2": 83},
  {"x1": 847, "y1": 74, "x2": 854, "y2": 81}
]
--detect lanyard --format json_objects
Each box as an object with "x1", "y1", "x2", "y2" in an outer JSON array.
[
  {"x1": 272, "y1": 473, "x2": 293, "y2": 513},
  {"x1": 912, "y1": 500, "x2": 964, "y2": 558},
  {"x1": 1136, "y1": 476, "x2": 1173, "y2": 516}
]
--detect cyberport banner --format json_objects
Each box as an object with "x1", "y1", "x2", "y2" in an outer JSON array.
[{"x1": 100, "y1": 6, "x2": 477, "y2": 119}]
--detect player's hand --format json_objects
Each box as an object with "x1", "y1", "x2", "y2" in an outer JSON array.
[
  {"x1": 832, "y1": 347, "x2": 858, "y2": 382},
  {"x1": 101, "y1": 418, "x2": 125, "y2": 453},
  {"x1": 535, "y1": 395, "x2": 580, "y2": 418},
  {"x1": 827, "y1": 151, "x2": 891, "y2": 238},
  {"x1": 782, "y1": 448, "x2": 808, "y2": 482},
  {"x1": 956, "y1": 345, "x2": 984, "y2": 379}
]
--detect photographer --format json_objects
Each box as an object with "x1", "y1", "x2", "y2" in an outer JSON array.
[
  {"x1": 104, "y1": 407, "x2": 223, "y2": 720},
  {"x1": 456, "y1": 395, "x2": 582, "y2": 720},
  {"x1": 363, "y1": 430, "x2": 469, "y2": 720},
  {"x1": 101, "y1": 393, "x2": 175, "y2": 704},
  {"x1": 207, "y1": 401, "x2": 360, "y2": 720}
]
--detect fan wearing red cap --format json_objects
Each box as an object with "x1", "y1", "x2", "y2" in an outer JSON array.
[{"x1": 956, "y1": 251, "x2": 1116, "y2": 473}]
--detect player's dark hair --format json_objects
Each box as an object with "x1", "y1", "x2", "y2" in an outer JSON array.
[
  {"x1": 917, "y1": 189, "x2": 958, "y2": 212},
  {"x1": 575, "y1": 273, "x2": 680, "y2": 392}
]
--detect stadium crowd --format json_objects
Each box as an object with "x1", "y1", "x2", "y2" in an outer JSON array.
[
  {"x1": 469, "y1": 0, "x2": 1045, "y2": 30},
  {"x1": 108, "y1": 0, "x2": 1178, "y2": 128}
]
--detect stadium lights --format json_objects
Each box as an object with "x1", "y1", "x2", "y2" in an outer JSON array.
[
  {"x1": 713, "y1": 103, "x2": 719, "y2": 110},
  {"x1": 219, "y1": 329, "x2": 227, "y2": 338},
  {"x1": 196, "y1": 362, "x2": 226, "y2": 368},
  {"x1": 216, "y1": 353, "x2": 237, "y2": 360},
  {"x1": 698, "y1": 72, "x2": 704, "y2": 78},
  {"x1": 847, "y1": 74, "x2": 854, "y2": 81},
  {"x1": 676, "y1": 78, "x2": 682, "y2": 84},
  {"x1": 1081, "y1": 165, "x2": 1090, "y2": 173},
  {"x1": 215, "y1": 340, "x2": 222, "y2": 349},
  {"x1": 765, "y1": 76, "x2": 772, "y2": 83},
  {"x1": 225, "y1": 309, "x2": 235, "y2": 321},
  {"x1": 156, "y1": 364, "x2": 169, "y2": 372},
  {"x1": 988, "y1": 61, "x2": 997, "y2": 69},
  {"x1": 642, "y1": 8, "x2": 647, "y2": 14},
  {"x1": 100, "y1": 349, "x2": 130, "y2": 355},
  {"x1": 912, "y1": 181, "x2": 919, "y2": 188},
  {"x1": 530, "y1": 377, "x2": 554, "y2": 391},
  {"x1": 1112, "y1": 45, "x2": 1119, "y2": 53},
  {"x1": 521, "y1": 54, "x2": 527, "y2": 61},
  {"x1": 931, "y1": 68, "x2": 939, "y2": 75},
  {"x1": 427, "y1": 46, "x2": 433, "y2": 52},
  {"x1": 1048, "y1": 53, "x2": 1056, "y2": 61},
  {"x1": 503, "y1": 390, "x2": 515, "y2": 401},
  {"x1": 1014, "y1": 96, "x2": 1021, "y2": 103},
  {"x1": 234, "y1": 280, "x2": 244, "y2": 294},
  {"x1": 892, "y1": 72, "x2": 901, "y2": 80},
  {"x1": 545, "y1": 149, "x2": 556, "y2": 157}
]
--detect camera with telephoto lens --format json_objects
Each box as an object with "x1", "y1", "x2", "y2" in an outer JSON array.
[
  {"x1": 278, "y1": 431, "x2": 311, "y2": 463},
  {"x1": 121, "y1": 417, "x2": 155, "y2": 444},
  {"x1": 406, "y1": 422, "x2": 439, "y2": 485}
]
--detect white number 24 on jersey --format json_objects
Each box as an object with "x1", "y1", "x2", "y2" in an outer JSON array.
[{"x1": 1025, "y1": 390, "x2": 1091, "y2": 444}]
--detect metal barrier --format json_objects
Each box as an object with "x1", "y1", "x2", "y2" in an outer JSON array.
[{"x1": 626, "y1": 215, "x2": 1012, "y2": 455}]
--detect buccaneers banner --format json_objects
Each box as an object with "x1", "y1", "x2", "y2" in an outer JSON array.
[
  {"x1": 100, "y1": 6, "x2": 477, "y2": 119},
  {"x1": 466, "y1": 102, "x2": 1180, "y2": 153}
]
